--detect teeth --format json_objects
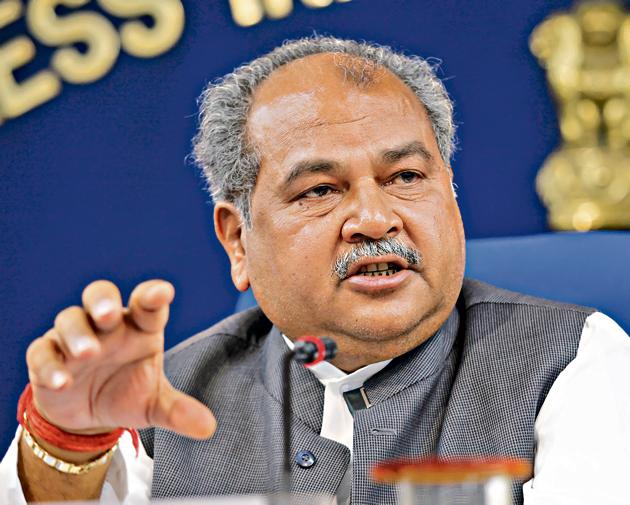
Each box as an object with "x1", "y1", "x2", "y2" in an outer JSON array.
[
  {"x1": 360, "y1": 268, "x2": 398, "y2": 277},
  {"x1": 354, "y1": 261, "x2": 402, "y2": 276}
]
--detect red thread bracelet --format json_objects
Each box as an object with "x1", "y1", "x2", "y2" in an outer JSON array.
[{"x1": 17, "y1": 384, "x2": 139, "y2": 455}]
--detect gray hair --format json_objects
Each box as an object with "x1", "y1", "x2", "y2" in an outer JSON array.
[{"x1": 192, "y1": 35, "x2": 456, "y2": 226}]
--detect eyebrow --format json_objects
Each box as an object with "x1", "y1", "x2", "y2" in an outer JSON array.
[
  {"x1": 282, "y1": 140, "x2": 432, "y2": 188},
  {"x1": 284, "y1": 159, "x2": 339, "y2": 187},
  {"x1": 380, "y1": 141, "x2": 433, "y2": 164}
]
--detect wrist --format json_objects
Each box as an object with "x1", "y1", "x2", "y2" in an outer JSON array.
[
  {"x1": 17, "y1": 383, "x2": 140, "y2": 470},
  {"x1": 20, "y1": 428, "x2": 118, "y2": 474},
  {"x1": 22, "y1": 420, "x2": 112, "y2": 464},
  {"x1": 32, "y1": 398, "x2": 116, "y2": 436}
]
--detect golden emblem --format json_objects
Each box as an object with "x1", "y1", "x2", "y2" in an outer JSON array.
[{"x1": 530, "y1": 0, "x2": 630, "y2": 230}]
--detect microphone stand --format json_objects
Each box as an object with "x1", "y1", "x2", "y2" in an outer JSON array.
[
  {"x1": 281, "y1": 350, "x2": 295, "y2": 500},
  {"x1": 280, "y1": 337, "x2": 337, "y2": 504}
]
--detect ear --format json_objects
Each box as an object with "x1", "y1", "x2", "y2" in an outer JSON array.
[{"x1": 214, "y1": 202, "x2": 250, "y2": 292}]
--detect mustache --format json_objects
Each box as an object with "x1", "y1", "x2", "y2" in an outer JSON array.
[{"x1": 332, "y1": 238, "x2": 422, "y2": 280}]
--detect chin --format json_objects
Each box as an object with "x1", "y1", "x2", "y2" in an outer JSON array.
[
  {"x1": 333, "y1": 292, "x2": 448, "y2": 341},
  {"x1": 333, "y1": 312, "x2": 430, "y2": 342}
]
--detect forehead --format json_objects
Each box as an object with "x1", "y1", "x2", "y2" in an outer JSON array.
[
  {"x1": 247, "y1": 53, "x2": 436, "y2": 169},
  {"x1": 251, "y1": 52, "x2": 410, "y2": 100}
]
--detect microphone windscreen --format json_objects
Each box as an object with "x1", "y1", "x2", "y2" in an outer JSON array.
[{"x1": 293, "y1": 336, "x2": 338, "y2": 364}]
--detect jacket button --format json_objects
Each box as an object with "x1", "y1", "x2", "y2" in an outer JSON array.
[{"x1": 295, "y1": 450, "x2": 316, "y2": 468}]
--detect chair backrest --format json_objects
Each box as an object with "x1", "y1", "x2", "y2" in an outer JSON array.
[
  {"x1": 235, "y1": 232, "x2": 630, "y2": 332},
  {"x1": 465, "y1": 231, "x2": 629, "y2": 332}
]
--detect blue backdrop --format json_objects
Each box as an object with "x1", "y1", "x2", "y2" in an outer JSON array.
[{"x1": 1, "y1": 0, "x2": 579, "y2": 454}]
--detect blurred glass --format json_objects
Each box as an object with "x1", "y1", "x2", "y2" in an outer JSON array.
[{"x1": 372, "y1": 457, "x2": 531, "y2": 505}]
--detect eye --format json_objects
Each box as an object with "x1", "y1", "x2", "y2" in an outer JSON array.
[
  {"x1": 386, "y1": 170, "x2": 424, "y2": 185},
  {"x1": 301, "y1": 185, "x2": 336, "y2": 198}
]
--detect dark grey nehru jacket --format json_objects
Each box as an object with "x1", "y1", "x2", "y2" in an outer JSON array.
[{"x1": 139, "y1": 279, "x2": 595, "y2": 505}]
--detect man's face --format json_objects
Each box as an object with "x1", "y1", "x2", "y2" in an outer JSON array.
[{"x1": 219, "y1": 53, "x2": 465, "y2": 370}]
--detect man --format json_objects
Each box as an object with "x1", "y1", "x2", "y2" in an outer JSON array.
[{"x1": 1, "y1": 36, "x2": 629, "y2": 505}]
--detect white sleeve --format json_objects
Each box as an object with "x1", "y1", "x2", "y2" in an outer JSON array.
[
  {"x1": 0, "y1": 427, "x2": 153, "y2": 505},
  {"x1": 523, "y1": 312, "x2": 630, "y2": 505}
]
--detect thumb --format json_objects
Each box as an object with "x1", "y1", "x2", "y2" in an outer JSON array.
[{"x1": 150, "y1": 379, "x2": 217, "y2": 439}]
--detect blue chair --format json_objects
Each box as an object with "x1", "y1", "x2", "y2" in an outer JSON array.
[{"x1": 236, "y1": 232, "x2": 630, "y2": 333}]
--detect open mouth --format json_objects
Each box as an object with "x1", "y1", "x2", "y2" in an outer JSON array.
[{"x1": 355, "y1": 262, "x2": 402, "y2": 277}]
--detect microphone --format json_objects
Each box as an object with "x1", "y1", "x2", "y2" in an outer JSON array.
[
  {"x1": 281, "y1": 336, "x2": 338, "y2": 499},
  {"x1": 292, "y1": 336, "x2": 338, "y2": 365}
]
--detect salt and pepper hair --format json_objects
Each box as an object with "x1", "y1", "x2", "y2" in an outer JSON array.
[{"x1": 192, "y1": 35, "x2": 456, "y2": 226}]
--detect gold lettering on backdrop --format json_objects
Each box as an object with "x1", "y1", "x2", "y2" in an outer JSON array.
[
  {"x1": 0, "y1": 0, "x2": 61, "y2": 122},
  {"x1": 26, "y1": 0, "x2": 120, "y2": 84},
  {"x1": 531, "y1": 1, "x2": 630, "y2": 230},
  {"x1": 261, "y1": 0, "x2": 293, "y2": 19},
  {"x1": 230, "y1": 0, "x2": 350, "y2": 27},
  {"x1": 302, "y1": 0, "x2": 333, "y2": 7},
  {"x1": 0, "y1": 0, "x2": 21, "y2": 26},
  {"x1": 0, "y1": 0, "x2": 185, "y2": 124},
  {"x1": 98, "y1": 0, "x2": 185, "y2": 58},
  {"x1": 229, "y1": 0, "x2": 266, "y2": 26}
]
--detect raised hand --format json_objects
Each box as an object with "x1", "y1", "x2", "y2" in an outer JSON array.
[{"x1": 25, "y1": 279, "x2": 216, "y2": 440}]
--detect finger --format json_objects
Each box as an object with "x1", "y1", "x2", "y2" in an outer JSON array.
[
  {"x1": 82, "y1": 280, "x2": 124, "y2": 332},
  {"x1": 54, "y1": 306, "x2": 101, "y2": 358},
  {"x1": 128, "y1": 280, "x2": 174, "y2": 333},
  {"x1": 26, "y1": 332, "x2": 72, "y2": 390},
  {"x1": 149, "y1": 379, "x2": 216, "y2": 439}
]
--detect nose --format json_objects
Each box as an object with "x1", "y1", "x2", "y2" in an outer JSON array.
[{"x1": 341, "y1": 181, "x2": 403, "y2": 243}]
